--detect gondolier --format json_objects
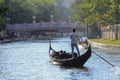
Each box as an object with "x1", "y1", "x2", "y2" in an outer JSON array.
[{"x1": 70, "y1": 28, "x2": 80, "y2": 57}]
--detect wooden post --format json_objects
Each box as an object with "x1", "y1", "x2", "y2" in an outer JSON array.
[{"x1": 115, "y1": 27, "x2": 118, "y2": 40}]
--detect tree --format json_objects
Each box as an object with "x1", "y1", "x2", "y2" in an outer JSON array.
[
  {"x1": 1, "y1": 0, "x2": 73, "y2": 23},
  {"x1": 3, "y1": 0, "x2": 58, "y2": 23},
  {"x1": 71, "y1": 0, "x2": 120, "y2": 26},
  {"x1": 71, "y1": 0, "x2": 120, "y2": 38},
  {"x1": 0, "y1": 0, "x2": 7, "y2": 31},
  {"x1": 55, "y1": 0, "x2": 73, "y2": 22}
]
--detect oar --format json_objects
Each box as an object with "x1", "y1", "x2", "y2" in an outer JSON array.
[
  {"x1": 92, "y1": 50, "x2": 115, "y2": 67},
  {"x1": 79, "y1": 44, "x2": 115, "y2": 67}
]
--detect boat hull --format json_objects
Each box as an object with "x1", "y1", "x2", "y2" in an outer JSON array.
[{"x1": 49, "y1": 44, "x2": 91, "y2": 67}]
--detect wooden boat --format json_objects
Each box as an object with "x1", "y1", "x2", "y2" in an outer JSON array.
[{"x1": 49, "y1": 41, "x2": 92, "y2": 67}]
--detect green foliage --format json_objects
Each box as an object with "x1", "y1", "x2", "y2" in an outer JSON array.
[
  {"x1": 35, "y1": 0, "x2": 57, "y2": 22},
  {"x1": 3, "y1": 0, "x2": 73, "y2": 23},
  {"x1": 0, "y1": 16, "x2": 6, "y2": 31},
  {"x1": 0, "y1": 0, "x2": 7, "y2": 31},
  {"x1": 3, "y1": 0, "x2": 58, "y2": 23},
  {"x1": 0, "y1": 0, "x2": 4, "y2": 3},
  {"x1": 1, "y1": 0, "x2": 73, "y2": 24},
  {"x1": 91, "y1": 39, "x2": 120, "y2": 45},
  {"x1": 71, "y1": 0, "x2": 120, "y2": 26},
  {"x1": 55, "y1": 0, "x2": 72, "y2": 21}
]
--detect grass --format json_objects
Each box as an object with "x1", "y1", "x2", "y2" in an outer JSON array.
[{"x1": 90, "y1": 39, "x2": 120, "y2": 46}]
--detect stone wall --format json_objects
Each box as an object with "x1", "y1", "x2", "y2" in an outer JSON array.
[{"x1": 102, "y1": 26, "x2": 120, "y2": 40}]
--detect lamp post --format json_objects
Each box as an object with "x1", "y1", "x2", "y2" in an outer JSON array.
[
  {"x1": 87, "y1": 24, "x2": 88, "y2": 37},
  {"x1": 32, "y1": 16, "x2": 36, "y2": 23},
  {"x1": 6, "y1": 17, "x2": 10, "y2": 24},
  {"x1": 49, "y1": 14, "x2": 54, "y2": 36},
  {"x1": 50, "y1": 14, "x2": 53, "y2": 22},
  {"x1": 50, "y1": 14, "x2": 54, "y2": 27}
]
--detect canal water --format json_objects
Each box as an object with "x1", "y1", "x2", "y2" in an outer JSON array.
[{"x1": 0, "y1": 38, "x2": 120, "y2": 80}]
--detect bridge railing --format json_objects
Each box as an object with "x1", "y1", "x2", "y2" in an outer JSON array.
[{"x1": 6, "y1": 22, "x2": 76, "y2": 32}]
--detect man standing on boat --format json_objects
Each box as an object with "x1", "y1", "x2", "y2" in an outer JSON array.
[{"x1": 70, "y1": 28, "x2": 80, "y2": 57}]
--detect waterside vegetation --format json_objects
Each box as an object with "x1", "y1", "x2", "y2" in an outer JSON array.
[{"x1": 90, "y1": 39, "x2": 120, "y2": 46}]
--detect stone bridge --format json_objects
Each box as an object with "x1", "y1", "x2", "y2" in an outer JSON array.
[
  {"x1": 6, "y1": 22, "x2": 86, "y2": 33},
  {"x1": 5, "y1": 22, "x2": 87, "y2": 38}
]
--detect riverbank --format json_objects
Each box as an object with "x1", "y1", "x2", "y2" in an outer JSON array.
[
  {"x1": 0, "y1": 37, "x2": 52, "y2": 44},
  {"x1": 90, "y1": 39, "x2": 120, "y2": 45},
  {"x1": 0, "y1": 36, "x2": 67, "y2": 44},
  {"x1": 89, "y1": 39, "x2": 120, "y2": 53}
]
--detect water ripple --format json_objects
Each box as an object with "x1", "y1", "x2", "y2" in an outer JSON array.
[{"x1": 0, "y1": 38, "x2": 119, "y2": 80}]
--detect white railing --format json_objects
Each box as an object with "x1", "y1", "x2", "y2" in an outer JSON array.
[{"x1": 6, "y1": 22, "x2": 76, "y2": 31}]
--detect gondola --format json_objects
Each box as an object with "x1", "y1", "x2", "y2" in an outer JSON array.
[{"x1": 49, "y1": 41, "x2": 92, "y2": 67}]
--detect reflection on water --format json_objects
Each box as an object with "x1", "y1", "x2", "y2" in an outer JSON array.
[{"x1": 0, "y1": 38, "x2": 120, "y2": 80}]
